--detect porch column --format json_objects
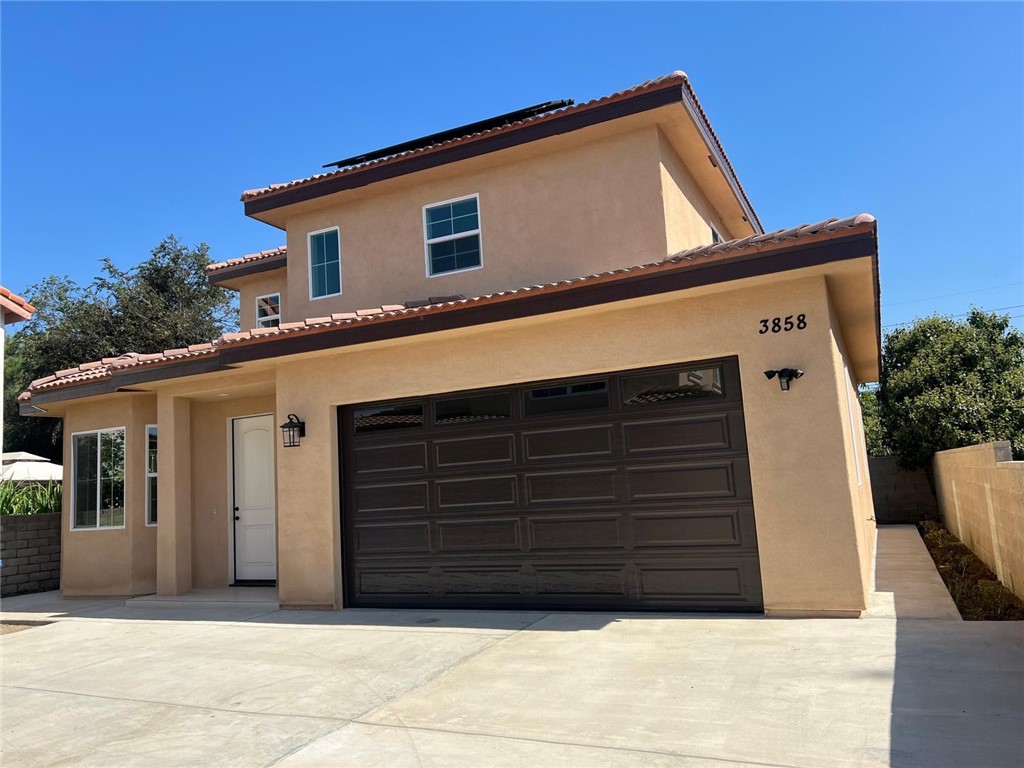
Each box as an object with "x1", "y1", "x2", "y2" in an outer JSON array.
[{"x1": 156, "y1": 392, "x2": 192, "y2": 595}]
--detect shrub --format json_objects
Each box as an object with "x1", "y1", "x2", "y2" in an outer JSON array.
[{"x1": 0, "y1": 482, "x2": 62, "y2": 516}]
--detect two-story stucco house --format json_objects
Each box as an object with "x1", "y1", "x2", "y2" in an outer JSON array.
[{"x1": 19, "y1": 72, "x2": 880, "y2": 617}]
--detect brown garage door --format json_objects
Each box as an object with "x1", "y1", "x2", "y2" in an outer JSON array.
[{"x1": 340, "y1": 357, "x2": 762, "y2": 612}]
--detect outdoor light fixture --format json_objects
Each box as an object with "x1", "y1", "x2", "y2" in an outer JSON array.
[
  {"x1": 764, "y1": 368, "x2": 804, "y2": 392},
  {"x1": 279, "y1": 414, "x2": 306, "y2": 448}
]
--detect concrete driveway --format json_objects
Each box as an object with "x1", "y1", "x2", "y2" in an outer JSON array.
[{"x1": 2, "y1": 531, "x2": 1022, "y2": 767}]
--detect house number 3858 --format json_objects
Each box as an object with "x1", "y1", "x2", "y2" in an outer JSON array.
[{"x1": 759, "y1": 314, "x2": 807, "y2": 334}]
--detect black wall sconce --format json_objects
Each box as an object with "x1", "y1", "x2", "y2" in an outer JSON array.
[
  {"x1": 764, "y1": 368, "x2": 804, "y2": 391},
  {"x1": 279, "y1": 414, "x2": 306, "y2": 448}
]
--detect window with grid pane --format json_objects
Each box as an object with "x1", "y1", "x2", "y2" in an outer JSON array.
[
  {"x1": 424, "y1": 195, "x2": 481, "y2": 275},
  {"x1": 72, "y1": 428, "x2": 125, "y2": 529},
  {"x1": 256, "y1": 293, "x2": 281, "y2": 328},
  {"x1": 308, "y1": 228, "x2": 341, "y2": 299}
]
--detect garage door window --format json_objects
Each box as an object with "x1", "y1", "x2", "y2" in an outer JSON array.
[
  {"x1": 623, "y1": 366, "x2": 724, "y2": 406},
  {"x1": 435, "y1": 393, "x2": 511, "y2": 425},
  {"x1": 354, "y1": 403, "x2": 424, "y2": 433},
  {"x1": 524, "y1": 380, "x2": 609, "y2": 416}
]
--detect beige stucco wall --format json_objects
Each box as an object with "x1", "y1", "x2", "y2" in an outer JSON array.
[
  {"x1": 826, "y1": 287, "x2": 877, "y2": 599},
  {"x1": 190, "y1": 395, "x2": 276, "y2": 588},
  {"x1": 234, "y1": 271, "x2": 287, "y2": 332},
  {"x1": 279, "y1": 127, "x2": 671, "y2": 322},
  {"x1": 934, "y1": 442, "x2": 1024, "y2": 600},
  {"x1": 60, "y1": 395, "x2": 157, "y2": 597},
  {"x1": 658, "y1": 128, "x2": 730, "y2": 251},
  {"x1": 274, "y1": 271, "x2": 873, "y2": 615}
]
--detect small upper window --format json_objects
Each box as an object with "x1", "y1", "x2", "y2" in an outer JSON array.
[
  {"x1": 711, "y1": 228, "x2": 721, "y2": 244},
  {"x1": 308, "y1": 227, "x2": 341, "y2": 299},
  {"x1": 256, "y1": 293, "x2": 281, "y2": 328},
  {"x1": 424, "y1": 195, "x2": 482, "y2": 276}
]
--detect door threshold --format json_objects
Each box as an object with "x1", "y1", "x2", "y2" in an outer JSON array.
[{"x1": 231, "y1": 580, "x2": 277, "y2": 587}]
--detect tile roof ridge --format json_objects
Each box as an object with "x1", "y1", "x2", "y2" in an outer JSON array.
[{"x1": 240, "y1": 72, "x2": 690, "y2": 203}]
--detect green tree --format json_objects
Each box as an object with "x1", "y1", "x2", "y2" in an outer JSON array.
[
  {"x1": 4, "y1": 237, "x2": 238, "y2": 461},
  {"x1": 858, "y1": 386, "x2": 887, "y2": 457},
  {"x1": 877, "y1": 309, "x2": 1024, "y2": 470}
]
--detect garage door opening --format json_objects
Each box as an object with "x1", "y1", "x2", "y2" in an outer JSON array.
[{"x1": 340, "y1": 357, "x2": 762, "y2": 612}]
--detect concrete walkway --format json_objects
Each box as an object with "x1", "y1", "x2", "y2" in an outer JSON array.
[
  {"x1": 2, "y1": 527, "x2": 1021, "y2": 768},
  {"x1": 867, "y1": 525, "x2": 961, "y2": 620}
]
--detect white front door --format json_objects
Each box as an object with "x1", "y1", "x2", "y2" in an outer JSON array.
[{"x1": 232, "y1": 415, "x2": 277, "y2": 582}]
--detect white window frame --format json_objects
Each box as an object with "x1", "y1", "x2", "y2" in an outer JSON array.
[
  {"x1": 145, "y1": 424, "x2": 158, "y2": 526},
  {"x1": 70, "y1": 426, "x2": 126, "y2": 531},
  {"x1": 844, "y1": 366, "x2": 863, "y2": 487},
  {"x1": 423, "y1": 193, "x2": 483, "y2": 278},
  {"x1": 255, "y1": 292, "x2": 281, "y2": 328},
  {"x1": 307, "y1": 226, "x2": 342, "y2": 300}
]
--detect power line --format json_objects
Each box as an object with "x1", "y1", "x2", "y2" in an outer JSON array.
[
  {"x1": 883, "y1": 309, "x2": 1024, "y2": 329},
  {"x1": 882, "y1": 281, "x2": 1024, "y2": 308}
]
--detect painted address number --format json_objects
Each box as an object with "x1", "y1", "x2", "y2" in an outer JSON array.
[{"x1": 759, "y1": 314, "x2": 807, "y2": 334}]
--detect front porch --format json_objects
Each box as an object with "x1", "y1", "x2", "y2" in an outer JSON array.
[{"x1": 126, "y1": 586, "x2": 279, "y2": 611}]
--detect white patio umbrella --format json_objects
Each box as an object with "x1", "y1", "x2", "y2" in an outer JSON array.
[{"x1": 0, "y1": 452, "x2": 63, "y2": 483}]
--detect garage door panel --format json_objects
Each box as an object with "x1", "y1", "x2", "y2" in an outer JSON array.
[
  {"x1": 528, "y1": 514, "x2": 624, "y2": 550},
  {"x1": 355, "y1": 482, "x2": 429, "y2": 513},
  {"x1": 352, "y1": 442, "x2": 427, "y2": 475},
  {"x1": 435, "y1": 434, "x2": 515, "y2": 468},
  {"x1": 523, "y1": 425, "x2": 615, "y2": 462},
  {"x1": 627, "y1": 460, "x2": 751, "y2": 501},
  {"x1": 436, "y1": 475, "x2": 518, "y2": 509},
  {"x1": 359, "y1": 568, "x2": 433, "y2": 595},
  {"x1": 441, "y1": 566, "x2": 523, "y2": 594},
  {"x1": 637, "y1": 561, "x2": 757, "y2": 600},
  {"x1": 355, "y1": 523, "x2": 431, "y2": 554},
  {"x1": 632, "y1": 509, "x2": 754, "y2": 548},
  {"x1": 622, "y1": 413, "x2": 744, "y2": 455},
  {"x1": 525, "y1": 469, "x2": 619, "y2": 505},
  {"x1": 437, "y1": 518, "x2": 521, "y2": 552},
  {"x1": 535, "y1": 565, "x2": 628, "y2": 595},
  {"x1": 343, "y1": 357, "x2": 763, "y2": 612}
]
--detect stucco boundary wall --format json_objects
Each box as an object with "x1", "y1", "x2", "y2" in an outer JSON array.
[
  {"x1": 1, "y1": 513, "x2": 61, "y2": 597},
  {"x1": 933, "y1": 442, "x2": 1024, "y2": 600},
  {"x1": 868, "y1": 457, "x2": 937, "y2": 524}
]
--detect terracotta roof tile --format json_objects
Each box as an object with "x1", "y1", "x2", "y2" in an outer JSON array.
[
  {"x1": 239, "y1": 72, "x2": 762, "y2": 232},
  {"x1": 20, "y1": 215, "x2": 875, "y2": 402},
  {"x1": 0, "y1": 285, "x2": 36, "y2": 322},
  {"x1": 205, "y1": 246, "x2": 287, "y2": 275}
]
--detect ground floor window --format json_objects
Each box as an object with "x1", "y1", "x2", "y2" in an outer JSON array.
[
  {"x1": 72, "y1": 428, "x2": 125, "y2": 529},
  {"x1": 145, "y1": 425, "x2": 158, "y2": 525}
]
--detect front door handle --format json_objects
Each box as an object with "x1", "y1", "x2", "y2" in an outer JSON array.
[{"x1": 234, "y1": 515, "x2": 240, "y2": 521}]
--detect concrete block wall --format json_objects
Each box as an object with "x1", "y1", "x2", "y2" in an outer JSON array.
[
  {"x1": 934, "y1": 442, "x2": 1024, "y2": 601},
  {"x1": 868, "y1": 457, "x2": 937, "y2": 524},
  {"x1": 1, "y1": 513, "x2": 61, "y2": 597}
]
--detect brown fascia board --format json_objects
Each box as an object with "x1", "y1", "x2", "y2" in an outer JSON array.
[
  {"x1": 207, "y1": 255, "x2": 288, "y2": 286},
  {"x1": 22, "y1": 228, "x2": 879, "y2": 411},
  {"x1": 244, "y1": 85, "x2": 685, "y2": 218}
]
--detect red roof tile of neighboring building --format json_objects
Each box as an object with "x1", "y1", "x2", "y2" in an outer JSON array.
[
  {"x1": 239, "y1": 72, "x2": 763, "y2": 233},
  {"x1": 19, "y1": 215, "x2": 876, "y2": 402},
  {"x1": 1, "y1": 286, "x2": 35, "y2": 324}
]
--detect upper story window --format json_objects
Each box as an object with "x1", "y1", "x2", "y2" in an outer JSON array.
[
  {"x1": 308, "y1": 227, "x2": 341, "y2": 299},
  {"x1": 424, "y1": 194, "x2": 482, "y2": 276},
  {"x1": 256, "y1": 293, "x2": 281, "y2": 328},
  {"x1": 711, "y1": 227, "x2": 721, "y2": 244},
  {"x1": 72, "y1": 428, "x2": 125, "y2": 529}
]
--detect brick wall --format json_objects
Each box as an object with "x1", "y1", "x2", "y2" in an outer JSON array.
[
  {"x1": 868, "y1": 457, "x2": 938, "y2": 524},
  {"x1": 934, "y1": 442, "x2": 1024, "y2": 601},
  {"x1": 1, "y1": 513, "x2": 61, "y2": 597}
]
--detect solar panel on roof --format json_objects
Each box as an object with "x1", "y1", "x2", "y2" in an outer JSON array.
[{"x1": 321, "y1": 100, "x2": 575, "y2": 170}]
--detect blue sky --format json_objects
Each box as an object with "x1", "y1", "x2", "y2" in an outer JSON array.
[{"x1": 2, "y1": 2, "x2": 1022, "y2": 340}]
